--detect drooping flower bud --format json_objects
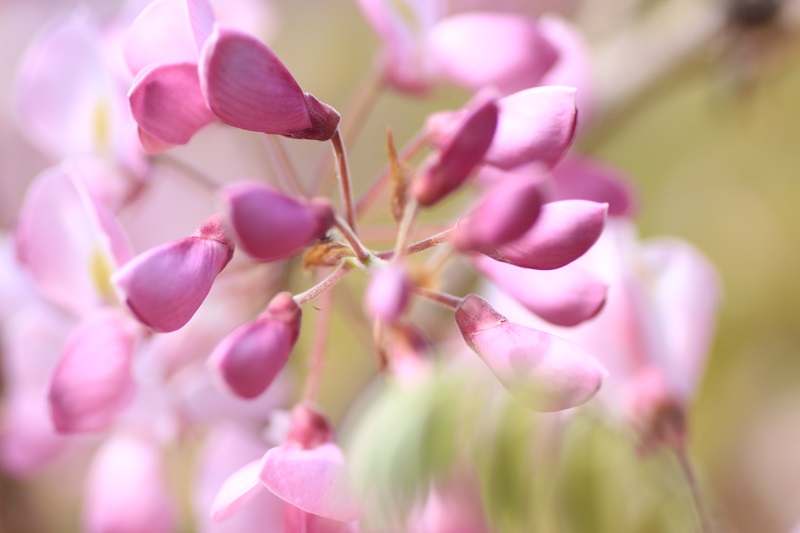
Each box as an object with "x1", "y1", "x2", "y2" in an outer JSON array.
[
  {"x1": 208, "y1": 292, "x2": 301, "y2": 399},
  {"x1": 411, "y1": 98, "x2": 498, "y2": 207},
  {"x1": 455, "y1": 294, "x2": 607, "y2": 411},
  {"x1": 112, "y1": 214, "x2": 234, "y2": 333},
  {"x1": 224, "y1": 183, "x2": 334, "y2": 262},
  {"x1": 451, "y1": 174, "x2": 543, "y2": 252},
  {"x1": 472, "y1": 200, "x2": 607, "y2": 270},
  {"x1": 365, "y1": 263, "x2": 411, "y2": 324},
  {"x1": 48, "y1": 310, "x2": 137, "y2": 433}
]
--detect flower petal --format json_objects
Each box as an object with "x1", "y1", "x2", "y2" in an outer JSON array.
[
  {"x1": 129, "y1": 62, "x2": 216, "y2": 146},
  {"x1": 210, "y1": 460, "x2": 265, "y2": 521},
  {"x1": 259, "y1": 443, "x2": 361, "y2": 522},
  {"x1": 200, "y1": 26, "x2": 311, "y2": 134},
  {"x1": 550, "y1": 156, "x2": 638, "y2": 217}
]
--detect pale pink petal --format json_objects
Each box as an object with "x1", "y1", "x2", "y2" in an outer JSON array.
[
  {"x1": 129, "y1": 62, "x2": 216, "y2": 146},
  {"x1": 550, "y1": 156, "x2": 638, "y2": 217},
  {"x1": 84, "y1": 435, "x2": 175, "y2": 533},
  {"x1": 428, "y1": 13, "x2": 558, "y2": 94},
  {"x1": 224, "y1": 183, "x2": 334, "y2": 262},
  {"x1": 124, "y1": 0, "x2": 202, "y2": 74},
  {"x1": 485, "y1": 86, "x2": 578, "y2": 170},
  {"x1": 113, "y1": 216, "x2": 234, "y2": 333},
  {"x1": 187, "y1": 0, "x2": 217, "y2": 50},
  {"x1": 48, "y1": 310, "x2": 137, "y2": 433},
  {"x1": 455, "y1": 294, "x2": 607, "y2": 411},
  {"x1": 476, "y1": 200, "x2": 607, "y2": 270},
  {"x1": 259, "y1": 443, "x2": 361, "y2": 522},
  {"x1": 365, "y1": 264, "x2": 411, "y2": 323},
  {"x1": 200, "y1": 26, "x2": 311, "y2": 134},
  {"x1": 452, "y1": 174, "x2": 543, "y2": 251},
  {"x1": 208, "y1": 292, "x2": 301, "y2": 399},
  {"x1": 475, "y1": 256, "x2": 607, "y2": 327},
  {"x1": 408, "y1": 472, "x2": 490, "y2": 533},
  {"x1": 137, "y1": 127, "x2": 177, "y2": 154},
  {"x1": 0, "y1": 391, "x2": 68, "y2": 476},
  {"x1": 210, "y1": 460, "x2": 265, "y2": 521},
  {"x1": 284, "y1": 505, "x2": 359, "y2": 533},
  {"x1": 412, "y1": 98, "x2": 498, "y2": 207}
]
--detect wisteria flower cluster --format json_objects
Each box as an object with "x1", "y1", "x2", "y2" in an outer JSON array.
[{"x1": 0, "y1": 0, "x2": 722, "y2": 532}]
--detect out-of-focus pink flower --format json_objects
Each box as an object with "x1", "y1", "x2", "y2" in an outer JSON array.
[
  {"x1": 126, "y1": 1, "x2": 340, "y2": 151},
  {"x1": 549, "y1": 156, "x2": 638, "y2": 218},
  {"x1": 208, "y1": 292, "x2": 301, "y2": 399},
  {"x1": 470, "y1": 200, "x2": 607, "y2": 271},
  {"x1": 112, "y1": 214, "x2": 234, "y2": 333},
  {"x1": 407, "y1": 471, "x2": 491, "y2": 533},
  {"x1": 224, "y1": 183, "x2": 334, "y2": 262},
  {"x1": 412, "y1": 97, "x2": 498, "y2": 207},
  {"x1": 356, "y1": 0, "x2": 558, "y2": 94},
  {"x1": 47, "y1": 309, "x2": 138, "y2": 433},
  {"x1": 451, "y1": 174, "x2": 543, "y2": 251},
  {"x1": 455, "y1": 294, "x2": 607, "y2": 411},
  {"x1": 365, "y1": 264, "x2": 411, "y2": 324},
  {"x1": 84, "y1": 434, "x2": 176, "y2": 533}
]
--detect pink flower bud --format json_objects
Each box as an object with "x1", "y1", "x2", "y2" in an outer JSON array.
[
  {"x1": 47, "y1": 310, "x2": 137, "y2": 433},
  {"x1": 365, "y1": 263, "x2": 411, "y2": 323},
  {"x1": 451, "y1": 174, "x2": 543, "y2": 251},
  {"x1": 84, "y1": 435, "x2": 176, "y2": 533},
  {"x1": 411, "y1": 98, "x2": 498, "y2": 207},
  {"x1": 550, "y1": 156, "x2": 638, "y2": 217},
  {"x1": 455, "y1": 295, "x2": 607, "y2": 411},
  {"x1": 208, "y1": 292, "x2": 301, "y2": 399},
  {"x1": 286, "y1": 403, "x2": 334, "y2": 450},
  {"x1": 112, "y1": 214, "x2": 234, "y2": 333},
  {"x1": 224, "y1": 183, "x2": 334, "y2": 262},
  {"x1": 625, "y1": 367, "x2": 686, "y2": 453},
  {"x1": 474, "y1": 200, "x2": 607, "y2": 270}
]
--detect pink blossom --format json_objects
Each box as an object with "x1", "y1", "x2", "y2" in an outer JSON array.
[
  {"x1": 455, "y1": 294, "x2": 607, "y2": 411},
  {"x1": 365, "y1": 264, "x2": 412, "y2": 324}
]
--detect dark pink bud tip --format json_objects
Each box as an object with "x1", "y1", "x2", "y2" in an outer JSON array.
[
  {"x1": 208, "y1": 292, "x2": 301, "y2": 399},
  {"x1": 224, "y1": 183, "x2": 334, "y2": 262},
  {"x1": 113, "y1": 215, "x2": 234, "y2": 332},
  {"x1": 477, "y1": 200, "x2": 607, "y2": 270},
  {"x1": 455, "y1": 295, "x2": 607, "y2": 411},
  {"x1": 281, "y1": 93, "x2": 341, "y2": 141},
  {"x1": 287, "y1": 403, "x2": 334, "y2": 450}
]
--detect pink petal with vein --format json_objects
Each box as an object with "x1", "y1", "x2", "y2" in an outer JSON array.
[
  {"x1": 485, "y1": 86, "x2": 578, "y2": 170},
  {"x1": 260, "y1": 443, "x2": 361, "y2": 522},
  {"x1": 84, "y1": 435, "x2": 175, "y2": 533},
  {"x1": 200, "y1": 26, "x2": 311, "y2": 134},
  {"x1": 455, "y1": 294, "x2": 607, "y2": 411},
  {"x1": 429, "y1": 13, "x2": 558, "y2": 94},
  {"x1": 477, "y1": 200, "x2": 607, "y2": 270},
  {"x1": 112, "y1": 216, "x2": 234, "y2": 333},
  {"x1": 475, "y1": 256, "x2": 607, "y2": 327},
  {"x1": 124, "y1": 0, "x2": 202, "y2": 74},
  {"x1": 129, "y1": 62, "x2": 216, "y2": 146},
  {"x1": 48, "y1": 310, "x2": 137, "y2": 433}
]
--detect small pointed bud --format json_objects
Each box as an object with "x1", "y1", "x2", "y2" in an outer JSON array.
[
  {"x1": 455, "y1": 295, "x2": 607, "y2": 411},
  {"x1": 113, "y1": 214, "x2": 234, "y2": 332},
  {"x1": 365, "y1": 264, "x2": 411, "y2": 323},
  {"x1": 128, "y1": 62, "x2": 216, "y2": 147},
  {"x1": 484, "y1": 86, "x2": 578, "y2": 170},
  {"x1": 281, "y1": 93, "x2": 341, "y2": 141},
  {"x1": 452, "y1": 175, "x2": 543, "y2": 252},
  {"x1": 84, "y1": 435, "x2": 176, "y2": 533},
  {"x1": 412, "y1": 98, "x2": 498, "y2": 207},
  {"x1": 200, "y1": 25, "x2": 312, "y2": 134},
  {"x1": 224, "y1": 183, "x2": 334, "y2": 262},
  {"x1": 48, "y1": 310, "x2": 137, "y2": 433},
  {"x1": 475, "y1": 200, "x2": 607, "y2": 270},
  {"x1": 208, "y1": 292, "x2": 301, "y2": 399},
  {"x1": 286, "y1": 403, "x2": 334, "y2": 450}
]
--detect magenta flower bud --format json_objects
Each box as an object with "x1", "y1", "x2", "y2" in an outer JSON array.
[
  {"x1": 411, "y1": 98, "x2": 498, "y2": 207},
  {"x1": 455, "y1": 295, "x2": 607, "y2": 411},
  {"x1": 48, "y1": 310, "x2": 137, "y2": 433},
  {"x1": 208, "y1": 292, "x2": 301, "y2": 399},
  {"x1": 365, "y1": 263, "x2": 411, "y2": 323},
  {"x1": 286, "y1": 403, "x2": 335, "y2": 450},
  {"x1": 224, "y1": 183, "x2": 334, "y2": 262},
  {"x1": 474, "y1": 200, "x2": 607, "y2": 270},
  {"x1": 451, "y1": 174, "x2": 543, "y2": 252},
  {"x1": 113, "y1": 215, "x2": 234, "y2": 332}
]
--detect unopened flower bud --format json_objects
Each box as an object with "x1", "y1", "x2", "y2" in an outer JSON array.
[
  {"x1": 208, "y1": 292, "x2": 301, "y2": 399},
  {"x1": 365, "y1": 263, "x2": 411, "y2": 323},
  {"x1": 112, "y1": 214, "x2": 234, "y2": 332},
  {"x1": 224, "y1": 183, "x2": 334, "y2": 262},
  {"x1": 455, "y1": 294, "x2": 607, "y2": 411}
]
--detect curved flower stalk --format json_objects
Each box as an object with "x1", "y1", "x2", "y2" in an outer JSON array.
[
  {"x1": 211, "y1": 403, "x2": 361, "y2": 531},
  {"x1": 356, "y1": 0, "x2": 559, "y2": 94},
  {"x1": 455, "y1": 294, "x2": 607, "y2": 411},
  {"x1": 126, "y1": 0, "x2": 340, "y2": 152}
]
